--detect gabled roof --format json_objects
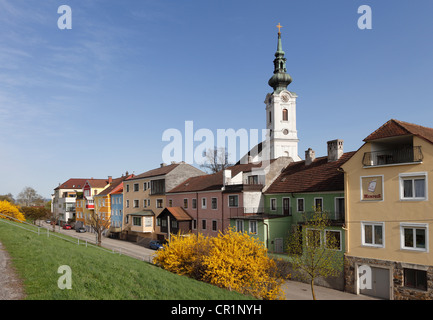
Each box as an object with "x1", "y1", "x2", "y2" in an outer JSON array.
[
  {"x1": 364, "y1": 119, "x2": 433, "y2": 144},
  {"x1": 96, "y1": 175, "x2": 133, "y2": 196},
  {"x1": 265, "y1": 152, "x2": 355, "y2": 194},
  {"x1": 55, "y1": 178, "x2": 89, "y2": 190},
  {"x1": 168, "y1": 161, "x2": 274, "y2": 193},
  {"x1": 85, "y1": 178, "x2": 110, "y2": 188},
  {"x1": 128, "y1": 163, "x2": 180, "y2": 181},
  {"x1": 159, "y1": 207, "x2": 192, "y2": 221}
]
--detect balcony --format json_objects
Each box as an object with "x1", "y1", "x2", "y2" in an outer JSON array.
[
  {"x1": 229, "y1": 207, "x2": 265, "y2": 219},
  {"x1": 85, "y1": 198, "x2": 94, "y2": 210},
  {"x1": 362, "y1": 146, "x2": 423, "y2": 167}
]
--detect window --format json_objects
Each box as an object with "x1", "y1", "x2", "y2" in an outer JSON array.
[
  {"x1": 133, "y1": 183, "x2": 139, "y2": 192},
  {"x1": 168, "y1": 199, "x2": 172, "y2": 207},
  {"x1": 183, "y1": 199, "x2": 188, "y2": 209},
  {"x1": 400, "y1": 173, "x2": 427, "y2": 201},
  {"x1": 126, "y1": 200, "x2": 129, "y2": 208},
  {"x1": 306, "y1": 229, "x2": 321, "y2": 248},
  {"x1": 147, "y1": 199, "x2": 150, "y2": 207},
  {"x1": 404, "y1": 268, "x2": 427, "y2": 291},
  {"x1": 325, "y1": 230, "x2": 341, "y2": 251},
  {"x1": 248, "y1": 175, "x2": 259, "y2": 185},
  {"x1": 151, "y1": 179, "x2": 165, "y2": 195},
  {"x1": 401, "y1": 223, "x2": 428, "y2": 251},
  {"x1": 362, "y1": 222, "x2": 384, "y2": 247},
  {"x1": 192, "y1": 198, "x2": 197, "y2": 209},
  {"x1": 133, "y1": 200, "x2": 139, "y2": 208},
  {"x1": 202, "y1": 219, "x2": 207, "y2": 230},
  {"x1": 212, "y1": 220, "x2": 218, "y2": 231},
  {"x1": 133, "y1": 217, "x2": 141, "y2": 226},
  {"x1": 211, "y1": 198, "x2": 217, "y2": 210},
  {"x1": 156, "y1": 199, "x2": 163, "y2": 208},
  {"x1": 314, "y1": 198, "x2": 323, "y2": 211},
  {"x1": 145, "y1": 217, "x2": 152, "y2": 227},
  {"x1": 297, "y1": 198, "x2": 304, "y2": 212},
  {"x1": 192, "y1": 219, "x2": 197, "y2": 230},
  {"x1": 202, "y1": 197, "x2": 207, "y2": 209},
  {"x1": 282, "y1": 108, "x2": 288, "y2": 121},
  {"x1": 249, "y1": 220, "x2": 257, "y2": 234},
  {"x1": 228, "y1": 195, "x2": 238, "y2": 207},
  {"x1": 143, "y1": 199, "x2": 147, "y2": 208},
  {"x1": 126, "y1": 184, "x2": 129, "y2": 192},
  {"x1": 270, "y1": 198, "x2": 276, "y2": 211},
  {"x1": 236, "y1": 220, "x2": 244, "y2": 232},
  {"x1": 143, "y1": 182, "x2": 147, "y2": 191},
  {"x1": 172, "y1": 220, "x2": 178, "y2": 228}
]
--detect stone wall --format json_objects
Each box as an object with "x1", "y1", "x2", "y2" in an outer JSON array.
[{"x1": 344, "y1": 255, "x2": 433, "y2": 300}]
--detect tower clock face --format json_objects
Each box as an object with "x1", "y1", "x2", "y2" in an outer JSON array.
[
  {"x1": 281, "y1": 94, "x2": 289, "y2": 103},
  {"x1": 283, "y1": 129, "x2": 289, "y2": 135}
]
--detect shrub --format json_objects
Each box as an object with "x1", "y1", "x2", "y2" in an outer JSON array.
[
  {"x1": 0, "y1": 200, "x2": 25, "y2": 222},
  {"x1": 153, "y1": 228, "x2": 287, "y2": 300}
]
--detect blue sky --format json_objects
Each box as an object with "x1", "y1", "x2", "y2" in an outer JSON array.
[{"x1": 1, "y1": 0, "x2": 433, "y2": 199}]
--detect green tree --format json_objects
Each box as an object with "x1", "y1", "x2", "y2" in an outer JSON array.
[{"x1": 287, "y1": 210, "x2": 343, "y2": 300}]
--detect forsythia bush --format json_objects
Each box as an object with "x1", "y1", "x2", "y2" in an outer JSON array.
[
  {"x1": 0, "y1": 200, "x2": 25, "y2": 222},
  {"x1": 153, "y1": 228, "x2": 286, "y2": 300}
]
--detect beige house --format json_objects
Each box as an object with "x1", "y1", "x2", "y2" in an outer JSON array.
[
  {"x1": 122, "y1": 162, "x2": 204, "y2": 242},
  {"x1": 341, "y1": 119, "x2": 433, "y2": 300}
]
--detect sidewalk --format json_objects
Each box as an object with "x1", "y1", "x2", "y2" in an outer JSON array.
[{"x1": 282, "y1": 280, "x2": 379, "y2": 300}]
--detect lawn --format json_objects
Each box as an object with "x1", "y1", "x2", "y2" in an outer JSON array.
[{"x1": 0, "y1": 220, "x2": 254, "y2": 300}]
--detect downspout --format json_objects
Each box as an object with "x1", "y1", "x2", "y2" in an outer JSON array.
[
  {"x1": 196, "y1": 192, "x2": 199, "y2": 236},
  {"x1": 263, "y1": 221, "x2": 269, "y2": 250}
]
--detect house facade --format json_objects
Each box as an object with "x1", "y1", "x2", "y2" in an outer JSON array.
[
  {"x1": 52, "y1": 178, "x2": 88, "y2": 225},
  {"x1": 342, "y1": 119, "x2": 433, "y2": 300},
  {"x1": 163, "y1": 158, "x2": 292, "y2": 240},
  {"x1": 75, "y1": 178, "x2": 110, "y2": 230},
  {"x1": 122, "y1": 162, "x2": 204, "y2": 242}
]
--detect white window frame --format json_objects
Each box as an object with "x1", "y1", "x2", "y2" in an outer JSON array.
[
  {"x1": 400, "y1": 223, "x2": 429, "y2": 252},
  {"x1": 201, "y1": 197, "x2": 207, "y2": 209},
  {"x1": 249, "y1": 220, "x2": 257, "y2": 234},
  {"x1": 297, "y1": 198, "x2": 305, "y2": 212},
  {"x1": 156, "y1": 198, "x2": 163, "y2": 208},
  {"x1": 211, "y1": 197, "x2": 218, "y2": 210},
  {"x1": 361, "y1": 221, "x2": 385, "y2": 248},
  {"x1": 306, "y1": 228, "x2": 322, "y2": 247},
  {"x1": 133, "y1": 199, "x2": 139, "y2": 208},
  {"x1": 325, "y1": 229, "x2": 342, "y2": 251},
  {"x1": 236, "y1": 219, "x2": 244, "y2": 233},
  {"x1": 145, "y1": 217, "x2": 152, "y2": 227},
  {"x1": 399, "y1": 172, "x2": 428, "y2": 201},
  {"x1": 212, "y1": 219, "x2": 218, "y2": 231},
  {"x1": 270, "y1": 198, "x2": 277, "y2": 211},
  {"x1": 314, "y1": 197, "x2": 323, "y2": 211}
]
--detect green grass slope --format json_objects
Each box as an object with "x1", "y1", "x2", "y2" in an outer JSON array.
[{"x1": 0, "y1": 221, "x2": 254, "y2": 300}]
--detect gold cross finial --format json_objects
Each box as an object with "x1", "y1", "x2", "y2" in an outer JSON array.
[{"x1": 277, "y1": 23, "x2": 283, "y2": 34}]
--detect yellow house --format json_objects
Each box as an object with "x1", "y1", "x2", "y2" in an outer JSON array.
[
  {"x1": 341, "y1": 119, "x2": 433, "y2": 300},
  {"x1": 75, "y1": 178, "x2": 110, "y2": 230}
]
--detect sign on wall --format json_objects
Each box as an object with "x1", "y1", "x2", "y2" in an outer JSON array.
[{"x1": 361, "y1": 176, "x2": 383, "y2": 201}]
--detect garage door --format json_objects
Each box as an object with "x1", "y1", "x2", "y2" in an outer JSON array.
[{"x1": 359, "y1": 266, "x2": 390, "y2": 299}]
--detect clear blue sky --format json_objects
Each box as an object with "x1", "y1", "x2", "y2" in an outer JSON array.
[{"x1": 1, "y1": 0, "x2": 433, "y2": 199}]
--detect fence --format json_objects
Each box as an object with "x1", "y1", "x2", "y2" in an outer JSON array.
[{"x1": 0, "y1": 213, "x2": 155, "y2": 263}]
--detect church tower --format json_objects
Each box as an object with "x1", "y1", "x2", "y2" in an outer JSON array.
[{"x1": 265, "y1": 24, "x2": 300, "y2": 161}]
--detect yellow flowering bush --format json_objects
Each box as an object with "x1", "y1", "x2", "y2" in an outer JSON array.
[
  {"x1": 153, "y1": 228, "x2": 286, "y2": 300},
  {"x1": 0, "y1": 200, "x2": 25, "y2": 222}
]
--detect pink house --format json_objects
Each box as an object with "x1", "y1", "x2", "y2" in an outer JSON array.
[{"x1": 159, "y1": 158, "x2": 291, "y2": 239}]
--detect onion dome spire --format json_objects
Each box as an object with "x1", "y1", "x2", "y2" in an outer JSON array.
[{"x1": 268, "y1": 23, "x2": 293, "y2": 94}]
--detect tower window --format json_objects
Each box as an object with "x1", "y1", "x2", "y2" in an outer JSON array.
[
  {"x1": 269, "y1": 111, "x2": 272, "y2": 123},
  {"x1": 282, "y1": 109, "x2": 288, "y2": 121}
]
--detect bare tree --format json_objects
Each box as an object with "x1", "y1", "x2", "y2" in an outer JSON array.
[
  {"x1": 200, "y1": 147, "x2": 232, "y2": 173},
  {"x1": 85, "y1": 211, "x2": 111, "y2": 246},
  {"x1": 17, "y1": 187, "x2": 44, "y2": 207}
]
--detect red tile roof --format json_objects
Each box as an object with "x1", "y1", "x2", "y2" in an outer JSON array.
[
  {"x1": 128, "y1": 163, "x2": 180, "y2": 181},
  {"x1": 265, "y1": 152, "x2": 355, "y2": 194},
  {"x1": 364, "y1": 119, "x2": 433, "y2": 144},
  {"x1": 55, "y1": 178, "x2": 90, "y2": 190},
  {"x1": 96, "y1": 175, "x2": 134, "y2": 196},
  {"x1": 160, "y1": 207, "x2": 193, "y2": 221}
]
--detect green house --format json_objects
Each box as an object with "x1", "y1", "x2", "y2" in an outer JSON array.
[{"x1": 231, "y1": 141, "x2": 355, "y2": 255}]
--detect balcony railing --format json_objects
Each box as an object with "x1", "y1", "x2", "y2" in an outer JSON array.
[
  {"x1": 362, "y1": 146, "x2": 423, "y2": 167},
  {"x1": 229, "y1": 207, "x2": 265, "y2": 219}
]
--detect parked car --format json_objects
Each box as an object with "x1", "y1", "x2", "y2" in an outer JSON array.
[
  {"x1": 149, "y1": 240, "x2": 164, "y2": 250},
  {"x1": 76, "y1": 227, "x2": 86, "y2": 233},
  {"x1": 62, "y1": 224, "x2": 72, "y2": 230}
]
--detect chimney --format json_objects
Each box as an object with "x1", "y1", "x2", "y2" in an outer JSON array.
[
  {"x1": 160, "y1": 163, "x2": 167, "y2": 167},
  {"x1": 223, "y1": 169, "x2": 232, "y2": 187},
  {"x1": 108, "y1": 176, "x2": 112, "y2": 183},
  {"x1": 248, "y1": 155, "x2": 253, "y2": 164},
  {"x1": 327, "y1": 139, "x2": 344, "y2": 162},
  {"x1": 305, "y1": 148, "x2": 315, "y2": 165}
]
